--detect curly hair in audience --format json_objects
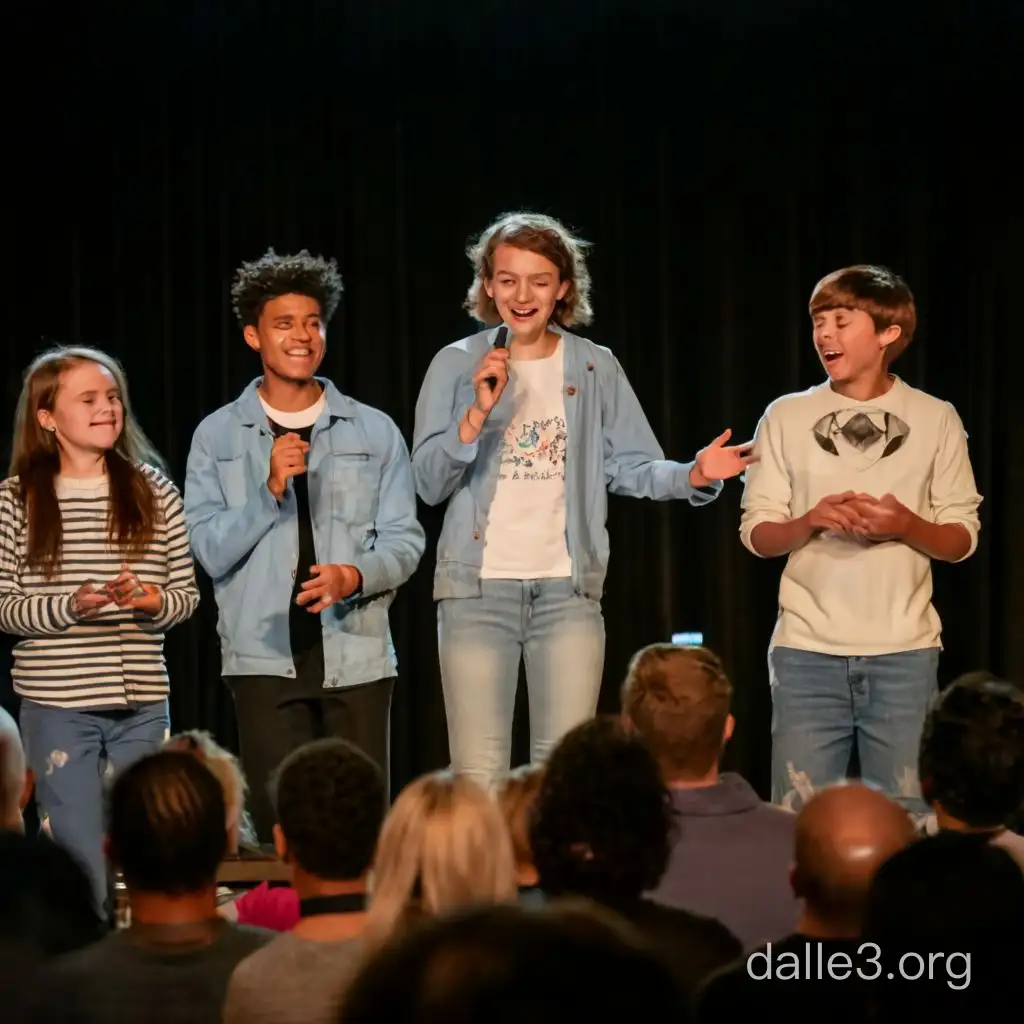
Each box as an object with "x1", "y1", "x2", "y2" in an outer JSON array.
[
  {"x1": 230, "y1": 248, "x2": 343, "y2": 327},
  {"x1": 270, "y1": 738, "x2": 385, "y2": 881},
  {"x1": 338, "y1": 902, "x2": 689, "y2": 1023},
  {"x1": 918, "y1": 676, "x2": 1024, "y2": 828},
  {"x1": 529, "y1": 717, "x2": 676, "y2": 905},
  {"x1": 107, "y1": 751, "x2": 228, "y2": 895}
]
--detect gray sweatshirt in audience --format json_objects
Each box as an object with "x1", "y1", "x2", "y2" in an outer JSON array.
[
  {"x1": 23, "y1": 920, "x2": 272, "y2": 1024},
  {"x1": 223, "y1": 933, "x2": 364, "y2": 1024},
  {"x1": 648, "y1": 773, "x2": 800, "y2": 950}
]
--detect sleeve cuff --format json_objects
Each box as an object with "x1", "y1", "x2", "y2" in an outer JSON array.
[
  {"x1": 54, "y1": 593, "x2": 78, "y2": 629},
  {"x1": 941, "y1": 520, "x2": 979, "y2": 562},
  {"x1": 351, "y1": 554, "x2": 384, "y2": 600},
  {"x1": 148, "y1": 589, "x2": 176, "y2": 631},
  {"x1": 678, "y1": 462, "x2": 723, "y2": 505},
  {"x1": 739, "y1": 519, "x2": 767, "y2": 557},
  {"x1": 439, "y1": 411, "x2": 480, "y2": 464}
]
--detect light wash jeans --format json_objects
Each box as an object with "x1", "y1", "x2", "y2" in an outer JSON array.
[
  {"x1": 19, "y1": 699, "x2": 170, "y2": 915},
  {"x1": 438, "y1": 578, "x2": 605, "y2": 790},
  {"x1": 769, "y1": 646, "x2": 939, "y2": 816}
]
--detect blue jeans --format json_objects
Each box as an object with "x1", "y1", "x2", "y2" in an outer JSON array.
[
  {"x1": 768, "y1": 647, "x2": 939, "y2": 815},
  {"x1": 438, "y1": 578, "x2": 605, "y2": 790},
  {"x1": 19, "y1": 700, "x2": 170, "y2": 914}
]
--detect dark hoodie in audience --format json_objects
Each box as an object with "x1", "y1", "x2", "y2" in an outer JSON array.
[
  {"x1": 338, "y1": 901, "x2": 693, "y2": 1023},
  {"x1": 919, "y1": 674, "x2": 1024, "y2": 870},
  {"x1": 695, "y1": 781, "x2": 916, "y2": 1024},
  {"x1": 863, "y1": 830, "x2": 1024, "y2": 1016},
  {"x1": 26, "y1": 750, "x2": 271, "y2": 1024},
  {"x1": 0, "y1": 831, "x2": 106, "y2": 1023},
  {"x1": 530, "y1": 716, "x2": 742, "y2": 996}
]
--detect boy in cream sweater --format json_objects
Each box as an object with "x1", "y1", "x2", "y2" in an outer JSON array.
[{"x1": 740, "y1": 265, "x2": 982, "y2": 815}]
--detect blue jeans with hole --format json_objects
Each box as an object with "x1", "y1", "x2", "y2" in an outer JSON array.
[
  {"x1": 438, "y1": 578, "x2": 606, "y2": 791},
  {"x1": 19, "y1": 700, "x2": 170, "y2": 915},
  {"x1": 768, "y1": 646, "x2": 939, "y2": 815}
]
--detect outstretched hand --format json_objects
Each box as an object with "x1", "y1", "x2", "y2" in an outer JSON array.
[{"x1": 690, "y1": 428, "x2": 759, "y2": 487}]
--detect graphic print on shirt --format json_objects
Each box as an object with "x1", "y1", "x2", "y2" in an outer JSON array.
[
  {"x1": 811, "y1": 408, "x2": 910, "y2": 471},
  {"x1": 497, "y1": 415, "x2": 567, "y2": 482}
]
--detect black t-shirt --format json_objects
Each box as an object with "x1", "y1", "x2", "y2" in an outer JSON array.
[
  {"x1": 695, "y1": 932, "x2": 869, "y2": 1024},
  {"x1": 268, "y1": 420, "x2": 323, "y2": 676},
  {"x1": 597, "y1": 897, "x2": 743, "y2": 998}
]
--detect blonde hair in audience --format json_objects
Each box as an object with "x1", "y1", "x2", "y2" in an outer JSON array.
[
  {"x1": 497, "y1": 764, "x2": 545, "y2": 877},
  {"x1": 363, "y1": 771, "x2": 517, "y2": 950},
  {"x1": 164, "y1": 730, "x2": 248, "y2": 854}
]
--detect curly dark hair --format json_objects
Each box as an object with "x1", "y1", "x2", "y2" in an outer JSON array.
[
  {"x1": 338, "y1": 902, "x2": 689, "y2": 1023},
  {"x1": 231, "y1": 248, "x2": 343, "y2": 327},
  {"x1": 529, "y1": 717, "x2": 676, "y2": 906},
  {"x1": 918, "y1": 675, "x2": 1024, "y2": 828},
  {"x1": 270, "y1": 738, "x2": 385, "y2": 881}
]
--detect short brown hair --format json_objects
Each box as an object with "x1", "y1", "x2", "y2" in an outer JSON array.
[
  {"x1": 621, "y1": 645, "x2": 732, "y2": 780},
  {"x1": 497, "y1": 764, "x2": 546, "y2": 869},
  {"x1": 809, "y1": 265, "x2": 917, "y2": 364},
  {"x1": 464, "y1": 212, "x2": 593, "y2": 327}
]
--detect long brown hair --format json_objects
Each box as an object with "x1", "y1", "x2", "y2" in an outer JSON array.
[{"x1": 9, "y1": 346, "x2": 165, "y2": 577}]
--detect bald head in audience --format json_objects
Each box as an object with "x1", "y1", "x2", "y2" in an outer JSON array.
[
  {"x1": 0, "y1": 707, "x2": 32, "y2": 832},
  {"x1": 791, "y1": 782, "x2": 916, "y2": 938}
]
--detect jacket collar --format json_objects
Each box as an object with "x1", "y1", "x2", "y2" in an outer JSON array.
[
  {"x1": 232, "y1": 377, "x2": 356, "y2": 427},
  {"x1": 483, "y1": 322, "x2": 586, "y2": 367}
]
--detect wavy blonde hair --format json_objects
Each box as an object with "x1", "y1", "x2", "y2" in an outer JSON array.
[
  {"x1": 464, "y1": 212, "x2": 594, "y2": 327},
  {"x1": 164, "y1": 730, "x2": 249, "y2": 854},
  {"x1": 362, "y1": 771, "x2": 517, "y2": 951},
  {"x1": 497, "y1": 764, "x2": 546, "y2": 871}
]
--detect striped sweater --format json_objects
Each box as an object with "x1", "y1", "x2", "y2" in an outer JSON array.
[{"x1": 0, "y1": 466, "x2": 199, "y2": 709}]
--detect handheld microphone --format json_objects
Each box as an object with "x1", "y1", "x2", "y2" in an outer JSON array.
[{"x1": 485, "y1": 325, "x2": 509, "y2": 391}]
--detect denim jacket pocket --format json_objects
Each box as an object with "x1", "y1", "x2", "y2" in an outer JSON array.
[
  {"x1": 215, "y1": 456, "x2": 249, "y2": 507},
  {"x1": 330, "y1": 454, "x2": 382, "y2": 524}
]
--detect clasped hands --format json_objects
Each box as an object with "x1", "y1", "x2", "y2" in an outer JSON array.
[
  {"x1": 71, "y1": 565, "x2": 163, "y2": 620},
  {"x1": 807, "y1": 492, "x2": 913, "y2": 543}
]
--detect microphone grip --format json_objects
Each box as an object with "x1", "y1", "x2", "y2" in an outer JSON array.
[{"x1": 485, "y1": 325, "x2": 509, "y2": 391}]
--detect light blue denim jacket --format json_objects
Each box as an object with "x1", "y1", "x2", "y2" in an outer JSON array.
[
  {"x1": 412, "y1": 327, "x2": 722, "y2": 601},
  {"x1": 184, "y1": 379, "x2": 425, "y2": 687}
]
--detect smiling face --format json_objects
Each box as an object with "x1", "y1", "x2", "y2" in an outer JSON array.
[
  {"x1": 244, "y1": 293, "x2": 326, "y2": 384},
  {"x1": 812, "y1": 307, "x2": 901, "y2": 386},
  {"x1": 37, "y1": 359, "x2": 124, "y2": 459},
  {"x1": 484, "y1": 244, "x2": 570, "y2": 341}
]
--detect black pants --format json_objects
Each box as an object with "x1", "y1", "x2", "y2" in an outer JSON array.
[{"x1": 226, "y1": 650, "x2": 393, "y2": 843}]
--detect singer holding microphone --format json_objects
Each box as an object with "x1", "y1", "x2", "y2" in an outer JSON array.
[
  {"x1": 412, "y1": 212, "x2": 756, "y2": 790},
  {"x1": 184, "y1": 249, "x2": 424, "y2": 841}
]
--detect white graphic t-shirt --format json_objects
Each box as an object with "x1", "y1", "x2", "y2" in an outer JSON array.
[{"x1": 480, "y1": 339, "x2": 571, "y2": 579}]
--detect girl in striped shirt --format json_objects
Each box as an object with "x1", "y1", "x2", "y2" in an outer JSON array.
[{"x1": 0, "y1": 346, "x2": 199, "y2": 914}]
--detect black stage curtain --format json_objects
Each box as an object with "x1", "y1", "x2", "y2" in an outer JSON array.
[{"x1": 5, "y1": 1, "x2": 1021, "y2": 798}]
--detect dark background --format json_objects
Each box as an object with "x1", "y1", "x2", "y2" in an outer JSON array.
[{"x1": 4, "y1": 0, "x2": 1021, "y2": 797}]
